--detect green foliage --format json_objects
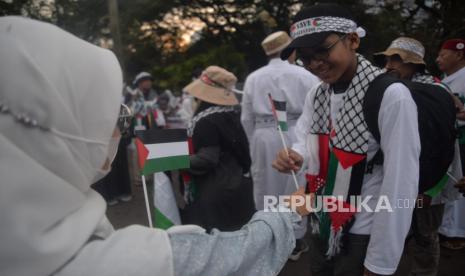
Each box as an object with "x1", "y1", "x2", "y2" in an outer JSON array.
[
  {"x1": 2, "y1": 0, "x2": 465, "y2": 82},
  {"x1": 152, "y1": 44, "x2": 247, "y2": 93}
]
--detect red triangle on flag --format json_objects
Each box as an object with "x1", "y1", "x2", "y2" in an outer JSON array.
[
  {"x1": 327, "y1": 199, "x2": 356, "y2": 230},
  {"x1": 135, "y1": 138, "x2": 149, "y2": 170},
  {"x1": 330, "y1": 128, "x2": 336, "y2": 138},
  {"x1": 332, "y1": 148, "x2": 365, "y2": 169}
]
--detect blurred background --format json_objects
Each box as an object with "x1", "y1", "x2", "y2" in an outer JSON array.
[{"x1": 2, "y1": 0, "x2": 464, "y2": 93}]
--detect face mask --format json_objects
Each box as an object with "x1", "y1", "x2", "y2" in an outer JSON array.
[
  {"x1": 91, "y1": 136, "x2": 120, "y2": 183},
  {"x1": 107, "y1": 136, "x2": 120, "y2": 164}
]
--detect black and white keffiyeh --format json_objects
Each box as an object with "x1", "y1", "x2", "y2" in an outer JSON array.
[
  {"x1": 311, "y1": 54, "x2": 383, "y2": 155},
  {"x1": 411, "y1": 72, "x2": 437, "y2": 84},
  {"x1": 290, "y1": 16, "x2": 366, "y2": 40},
  {"x1": 187, "y1": 106, "x2": 235, "y2": 137}
]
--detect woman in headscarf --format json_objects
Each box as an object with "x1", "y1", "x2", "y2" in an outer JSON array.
[
  {"x1": 0, "y1": 16, "x2": 310, "y2": 276},
  {"x1": 181, "y1": 66, "x2": 256, "y2": 231}
]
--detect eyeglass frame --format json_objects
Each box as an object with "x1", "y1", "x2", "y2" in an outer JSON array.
[{"x1": 296, "y1": 34, "x2": 348, "y2": 67}]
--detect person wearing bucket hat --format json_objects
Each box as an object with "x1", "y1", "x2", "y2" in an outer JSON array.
[
  {"x1": 373, "y1": 37, "x2": 438, "y2": 83},
  {"x1": 374, "y1": 37, "x2": 464, "y2": 275},
  {"x1": 241, "y1": 30, "x2": 319, "y2": 260},
  {"x1": 181, "y1": 66, "x2": 256, "y2": 231},
  {"x1": 273, "y1": 3, "x2": 421, "y2": 275},
  {"x1": 437, "y1": 39, "x2": 465, "y2": 251}
]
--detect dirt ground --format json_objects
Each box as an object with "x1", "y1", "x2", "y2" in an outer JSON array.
[{"x1": 106, "y1": 182, "x2": 465, "y2": 276}]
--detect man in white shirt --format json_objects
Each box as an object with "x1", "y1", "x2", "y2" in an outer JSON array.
[
  {"x1": 437, "y1": 38, "x2": 465, "y2": 250},
  {"x1": 273, "y1": 4, "x2": 420, "y2": 275},
  {"x1": 241, "y1": 31, "x2": 319, "y2": 211},
  {"x1": 241, "y1": 31, "x2": 318, "y2": 260},
  {"x1": 374, "y1": 36, "x2": 463, "y2": 275}
]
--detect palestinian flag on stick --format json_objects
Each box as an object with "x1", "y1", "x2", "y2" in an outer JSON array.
[
  {"x1": 135, "y1": 129, "x2": 190, "y2": 175},
  {"x1": 268, "y1": 94, "x2": 288, "y2": 131}
]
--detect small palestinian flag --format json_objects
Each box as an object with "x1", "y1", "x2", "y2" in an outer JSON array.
[
  {"x1": 268, "y1": 94, "x2": 288, "y2": 131},
  {"x1": 135, "y1": 129, "x2": 190, "y2": 175}
]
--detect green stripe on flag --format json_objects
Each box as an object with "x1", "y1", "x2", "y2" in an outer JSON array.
[
  {"x1": 319, "y1": 152, "x2": 339, "y2": 241},
  {"x1": 142, "y1": 155, "x2": 189, "y2": 175},
  {"x1": 279, "y1": 121, "x2": 288, "y2": 131},
  {"x1": 424, "y1": 174, "x2": 449, "y2": 198},
  {"x1": 154, "y1": 207, "x2": 174, "y2": 229}
]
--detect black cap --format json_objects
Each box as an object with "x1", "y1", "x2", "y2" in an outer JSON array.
[{"x1": 281, "y1": 3, "x2": 356, "y2": 60}]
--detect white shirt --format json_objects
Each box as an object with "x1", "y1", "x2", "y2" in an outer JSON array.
[
  {"x1": 444, "y1": 66, "x2": 465, "y2": 126},
  {"x1": 241, "y1": 58, "x2": 319, "y2": 139},
  {"x1": 443, "y1": 66, "x2": 465, "y2": 96},
  {"x1": 293, "y1": 83, "x2": 420, "y2": 275}
]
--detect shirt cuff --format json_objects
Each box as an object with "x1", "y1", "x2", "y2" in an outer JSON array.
[{"x1": 364, "y1": 260, "x2": 396, "y2": 275}]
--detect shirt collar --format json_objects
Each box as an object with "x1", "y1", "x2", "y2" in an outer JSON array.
[
  {"x1": 268, "y1": 58, "x2": 288, "y2": 66},
  {"x1": 443, "y1": 66, "x2": 465, "y2": 84}
]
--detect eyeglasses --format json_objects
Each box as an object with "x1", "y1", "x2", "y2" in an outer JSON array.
[
  {"x1": 117, "y1": 103, "x2": 133, "y2": 135},
  {"x1": 296, "y1": 34, "x2": 348, "y2": 67}
]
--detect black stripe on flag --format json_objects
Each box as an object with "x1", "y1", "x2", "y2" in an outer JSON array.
[
  {"x1": 136, "y1": 128, "x2": 187, "y2": 144},
  {"x1": 273, "y1": 100, "x2": 286, "y2": 111}
]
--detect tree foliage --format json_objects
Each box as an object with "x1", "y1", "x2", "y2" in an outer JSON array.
[{"x1": 2, "y1": 0, "x2": 464, "y2": 89}]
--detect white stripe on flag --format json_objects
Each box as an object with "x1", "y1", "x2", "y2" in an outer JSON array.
[
  {"x1": 276, "y1": 110, "x2": 287, "y2": 122},
  {"x1": 331, "y1": 163, "x2": 352, "y2": 199},
  {"x1": 154, "y1": 172, "x2": 181, "y2": 225},
  {"x1": 146, "y1": 141, "x2": 189, "y2": 160}
]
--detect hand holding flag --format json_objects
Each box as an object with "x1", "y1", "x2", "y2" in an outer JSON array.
[{"x1": 268, "y1": 94, "x2": 300, "y2": 190}]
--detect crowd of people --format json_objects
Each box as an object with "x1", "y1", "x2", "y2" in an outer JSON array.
[{"x1": 2, "y1": 2, "x2": 465, "y2": 275}]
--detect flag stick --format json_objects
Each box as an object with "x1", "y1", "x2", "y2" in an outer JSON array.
[
  {"x1": 141, "y1": 175, "x2": 153, "y2": 228},
  {"x1": 268, "y1": 93, "x2": 300, "y2": 190},
  {"x1": 447, "y1": 171, "x2": 459, "y2": 184},
  {"x1": 276, "y1": 123, "x2": 300, "y2": 190}
]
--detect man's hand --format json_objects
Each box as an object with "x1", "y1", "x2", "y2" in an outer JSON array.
[
  {"x1": 272, "y1": 148, "x2": 304, "y2": 174},
  {"x1": 454, "y1": 177, "x2": 465, "y2": 197}
]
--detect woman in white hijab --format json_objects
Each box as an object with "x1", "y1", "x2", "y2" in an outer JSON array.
[{"x1": 0, "y1": 16, "x2": 310, "y2": 276}]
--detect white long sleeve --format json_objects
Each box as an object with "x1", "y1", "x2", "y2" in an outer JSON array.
[
  {"x1": 240, "y1": 79, "x2": 255, "y2": 142},
  {"x1": 169, "y1": 210, "x2": 300, "y2": 276},
  {"x1": 362, "y1": 83, "x2": 420, "y2": 275},
  {"x1": 292, "y1": 86, "x2": 317, "y2": 157}
]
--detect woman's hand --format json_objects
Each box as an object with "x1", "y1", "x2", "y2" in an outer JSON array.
[{"x1": 286, "y1": 187, "x2": 313, "y2": 216}]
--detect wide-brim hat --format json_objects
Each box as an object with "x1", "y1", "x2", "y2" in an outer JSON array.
[
  {"x1": 261, "y1": 31, "x2": 292, "y2": 56},
  {"x1": 373, "y1": 37, "x2": 426, "y2": 67},
  {"x1": 281, "y1": 3, "x2": 362, "y2": 60},
  {"x1": 183, "y1": 66, "x2": 239, "y2": 106}
]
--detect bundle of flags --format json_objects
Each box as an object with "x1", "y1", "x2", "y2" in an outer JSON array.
[{"x1": 135, "y1": 128, "x2": 190, "y2": 229}]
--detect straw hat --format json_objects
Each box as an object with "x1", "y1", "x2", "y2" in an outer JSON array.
[
  {"x1": 183, "y1": 66, "x2": 239, "y2": 106},
  {"x1": 261, "y1": 31, "x2": 292, "y2": 56},
  {"x1": 374, "y1": 37, "x2": 426, "y2": 66}
]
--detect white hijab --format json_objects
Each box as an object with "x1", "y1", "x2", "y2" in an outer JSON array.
[{"x1": 0, "y1": 17, "x2": 172, "y2": 276}]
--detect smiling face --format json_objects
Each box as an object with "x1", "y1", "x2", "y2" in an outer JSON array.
[{"x1": 296, "y1": 33, "x2": 359, "y2": 84}]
